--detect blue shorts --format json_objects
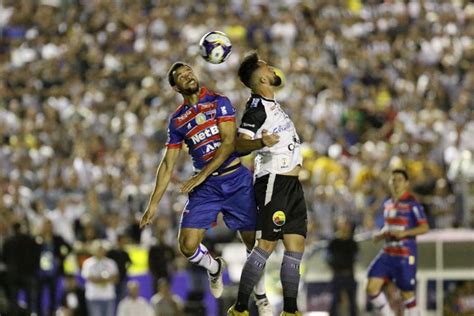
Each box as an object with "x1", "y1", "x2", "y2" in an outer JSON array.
[
  {"x1": 367, "y1": 252, "x2": 417, "y2": 292},
  {"x1": 180, "y1": 165, "x2": 257, "y2": 231}
]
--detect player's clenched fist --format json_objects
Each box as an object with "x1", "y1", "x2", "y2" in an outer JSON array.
[{"x1": 261, "y1": 129, "x2": 279, "y2": 147}]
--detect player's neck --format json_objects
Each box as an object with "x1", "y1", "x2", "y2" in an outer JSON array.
[
  {"x1": 184, "y1": 93, "x2": 200, "y2": 106},
  {"x1": 392, "y1": 191, "x2": 408, "y2": 201},
  {"x1": 253, "y1": 86, "x2": 274, "y2": 100}
]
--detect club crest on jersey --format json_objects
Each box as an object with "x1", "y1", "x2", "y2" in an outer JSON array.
[
  {"x1": 272, "y1": 211, "x2": 286, "y2": 226},
  {"x1": 195, "y1": 113, "x2": 206, "y2": 125}
]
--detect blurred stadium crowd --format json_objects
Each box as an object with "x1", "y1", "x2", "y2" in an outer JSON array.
[{"x1": 0, "y1": 0, "x2": 473, "y2": 315}]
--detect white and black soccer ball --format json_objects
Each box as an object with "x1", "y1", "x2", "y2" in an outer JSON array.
[{"x1": 199, "y1": 31, "x2": 232, "y2": 64}]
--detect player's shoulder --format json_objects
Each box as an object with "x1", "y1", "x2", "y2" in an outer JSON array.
[
  {"x1": 400, "y1": 192, "x2": 418, "y2": 203},
  {"x1": 245, "y1": 94, "x2": 265, "y2": 109},
  {"x1": 215, "y1": 94, "x2": 232, "y2": 106},
  {"x1": 202, "y1": 87, "x2": 229, "y2": 102},
  {"x1": 170, "y1": 102, "x2": 186, "y2": 118}
]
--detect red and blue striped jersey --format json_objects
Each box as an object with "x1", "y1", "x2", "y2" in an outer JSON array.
[
  {"x1": 382, "y1": 192, "x2": 427, "y2": 257},
  {"x1": 166, "y1": 87, "x2": 238, "y2": 170}
]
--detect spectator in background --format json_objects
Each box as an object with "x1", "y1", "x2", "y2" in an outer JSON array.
[
  {"x1": 81, "y1": 240, "x2": 118, "y2": 316},
  {"x1": 326, "y1": 217, "x2": 359, "y2": 316},
  {"x1": 57, "y1": 274, "x2": 88, "y2": 316},
  {"x1": 0, "y1": 219, "x2": 9, "y2": 314},
  {"x1": 36, "y1": 218, "x2": 72, "y2": 316},
  {"x1": 4, "y1": 222, "x2": 41, "y2": 316},
  {"x1": 47, "y1": 197, "x2": 79, "y2": 245},
  {"x1": 117, "y1": 280, "x2": 154, "y2": 316},
  {"x1": 429, "y1": 178, "x2": 456, "y2": 228},
  {"x1": 107, "y1": 233, "x2": 132, "y2": 303},
  {"x1": 148, "y1": 225, "x2": 176, "y2": 293},
  {"x1": 151, "y1": 278, "x2": 184, "y2": 316}
]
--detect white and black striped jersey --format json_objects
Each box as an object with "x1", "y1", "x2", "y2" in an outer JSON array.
[{"x1": 238, "y1": 94, "x2": 302, "y2": 178}]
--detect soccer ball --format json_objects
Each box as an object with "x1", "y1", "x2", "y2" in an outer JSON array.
[{"x1": 199, "y1": 31, "x2": 232, "y2": 64}]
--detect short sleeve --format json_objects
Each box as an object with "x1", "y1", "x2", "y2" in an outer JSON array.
[
  {"x1": 412, "y1": 203, "x2": 428, "y2": 225},
  {"x1": 165, "y1": 119, "x2": 183, "y2": 149},
  {"x1": 215, "y1": 96, "x2": 236, "y2": 123},
  {"x1": 238, "y1": 101, "x2": 267, "y2": 139}
]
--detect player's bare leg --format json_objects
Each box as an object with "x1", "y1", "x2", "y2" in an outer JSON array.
[
  {"x1": 239, "y1": 231, "x2": 273, "y2": 315},
  {"x1": 367, "y1": 278, "x2": 394, "y2": 316},
  {"x1": 178, "y1": 227, "x2": 225, "y2": 298},
  {"x1": 401, "y1": 291, "x2": 418, "y2": 316},
  {"x1": 239, "y1": 230, "x2": 256, "y2": 250}
]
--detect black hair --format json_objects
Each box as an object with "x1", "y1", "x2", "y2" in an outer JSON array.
[
  {"x1": 13, "y1": 222, "x2": 23, "y2": 234},
  {"x1": 167, "y1": 62, "x2": 191, "y2": 87},
  {"x1": 238, "y1": 52, "x2": 260, "y2": 88},
  {"x1": 392, "y1": 168, "x2": 409, "y2": 180}
]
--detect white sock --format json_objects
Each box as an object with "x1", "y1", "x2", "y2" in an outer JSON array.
[
  {"x1": 187, "y1": 244, "x2": 219, "y2": 274},
  {"x1": 370, "y1": 292, "x2": 393, "y2": 316},
  {"x1": 248, "y1": 249, "x2": 266, "y2": 296},
  {"x1": 403, "y1": 297, "x2": 418, "y2": 316}
]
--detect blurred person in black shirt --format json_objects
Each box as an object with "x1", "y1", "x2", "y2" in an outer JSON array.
[
  {"x1": 148, "y1": 227, "x2": 176, "y2": 293},
  {"x1": 106, "y1": 233, "x2": 132, "y2": 303},
  {"x1": 57, "y1": 274, "x2": 88, "y2": 316},
  {"x1": 0, "y1": 219, "x2": 9, "y2": 314},
  {"x1": 36, "y1": 218, "x2": 72, "y2": 316},
  {"x1": 326, "y1": 217, "x2": 359, "y2": 316},
  {"x1": 4, "y1": 222, "x2": 41, "y2": 315}
]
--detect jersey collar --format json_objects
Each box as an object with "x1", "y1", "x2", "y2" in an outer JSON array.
[
  {"x1": 199, "y1": 86, "x2": 208, "y2": 99},
  {"x1": 182, "y1": 87, "x2": 208, "y2": 109},
  {"x1": 251, "y1": 93, "x2": 275, "y2": 103},
  {"x1": 396, "y1": 191, "x2": 412, "y2": 201}
]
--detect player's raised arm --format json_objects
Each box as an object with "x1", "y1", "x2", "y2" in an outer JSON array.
[{"x1": 140, "y1": 147, "x2": 181, "y2": 228}]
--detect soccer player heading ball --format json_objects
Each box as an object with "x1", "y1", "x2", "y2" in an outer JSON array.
[
  {"x1": 367, "y1": 169, "x2": 429, "y2": 316},
  {"x1": 140, "y1": 61, "x2": 278, "y2": 315},
  {"x1": 228, "y1": 52, "x2": 308, "y2": 316}
]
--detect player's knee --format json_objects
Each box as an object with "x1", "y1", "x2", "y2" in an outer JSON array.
[
  {"x1": 366, "y1": 280, "x2": 381, "y2": 296},
  {"x1": 282, "y1": 234, "x2": 305, "y2": 253},
  {"x1": 400, "y1": 290, "x2": 415, "y2": 300},
  {"x1": 257, "y1": 239, "x2": 276, "y2": 254},
  {"x1": 179, "y1": 237, "x2": 199, "y2": 257}
]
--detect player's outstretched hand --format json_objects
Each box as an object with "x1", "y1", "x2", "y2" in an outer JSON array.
[
  {"x1": 140, "y1": 207, "x2": 156, "y2": 229},
  {"x1": 181, "y1": 173, "x2": 206, "y2": 193},
  {"x1": 262, "y1": 129, "x2": 279, "y2": 147}
]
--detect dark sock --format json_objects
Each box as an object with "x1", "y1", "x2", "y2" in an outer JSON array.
[
  {"x1": 281, "y1": 251, "x2": 303, "y2": 313},
  {"x1": 235, "y1": 247, "x2": 270, "y2": 312},
  {"x1": 284, "y1": 297, "x2": 297, "y2": 313}
]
